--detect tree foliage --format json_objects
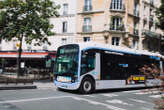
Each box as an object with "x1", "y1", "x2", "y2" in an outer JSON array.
[
  {"x1": 156, "y1": 0, "x2": 164, "y2": 31},
  {"x1": 0, "y1": 0, "x2": 60, "y2": 45}
]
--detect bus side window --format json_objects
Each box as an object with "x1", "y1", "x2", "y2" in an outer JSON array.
[{"x1": 80, "y1": 51, "x2": 95, "y2": 75}]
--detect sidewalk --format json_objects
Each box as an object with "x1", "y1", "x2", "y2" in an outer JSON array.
[
  {"x1": 0, "y1": 80, "x2": 56, "y2": 90},
  {"x1": 33, "y1": 80, "x2": 57, "y2": 89},
  {"x1": 0, "y1": 73, "x2": 56, "y2": 90},
  {"x1": 0, "y1": 83, "x2": 37, "y2": 90}
]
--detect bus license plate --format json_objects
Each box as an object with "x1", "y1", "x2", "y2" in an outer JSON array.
[{"x1": 57, "y1": 76, "x2": 71, "y2": 82}]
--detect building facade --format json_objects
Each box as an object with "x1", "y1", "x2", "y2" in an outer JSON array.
[
  {"x1": 0, "y1": 0, "x2": 77, "y2": 51},
  {"x1": 0, "y1": 0, "x2": 163, "y2": 53},
  {"x1": 76, "y1": 0, "x2": 163, "y2": 53}
]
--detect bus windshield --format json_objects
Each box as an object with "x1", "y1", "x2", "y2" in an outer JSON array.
[{"x1": 54, "y1": 44, "x2": 79, "y2": 76}]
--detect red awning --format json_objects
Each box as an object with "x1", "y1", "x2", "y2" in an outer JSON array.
[{"x1": 0, "y1": 52, "x2": 55, "y2": 58}]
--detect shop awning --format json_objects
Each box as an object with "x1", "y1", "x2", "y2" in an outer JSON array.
[{"x1": 0, "y1": 51, "x2": 56, "y2": 58}]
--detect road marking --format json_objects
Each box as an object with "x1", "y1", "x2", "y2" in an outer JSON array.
[
  {"x1": 123, "y1": 90, "x2": 141, "y2": 93},
  {"x1": 106, "y1": 99, "x2": 133, "y2": 106},
  {"x1": 129, "y1": 99, "x2": 150, "y2": 104},
  {"x1": 83, "y1": 95, "x2": 95, "y2": 97},
  {"x1": 149, "y1": 94, "x2": 164, "y2": 98},
  {"x1": 72, "y1": 96, "x2": 126, "y2": 110},
  {"x1": 0, "y1": 95, "x2": 126, "y2": 110},
  {"x1": 101, "y1": 94, "x2": 118, "y2": 97},
  {"x1": 133, "y1": 90, "x2": 161, "y2": 95},
  {"x1": 141, "y1": 107, "x2": 151, "y2": 110},
  {"x1": 0, "y1": 96, "x2": 71, "y2": 104}
]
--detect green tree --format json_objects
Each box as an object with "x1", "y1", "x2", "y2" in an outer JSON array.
[
  {"x1": 0, "y1": 0, "x2": 59, "y2": 76},
  {"x1": 156, "y1": 0, "x2": 164, "y2": 31}
]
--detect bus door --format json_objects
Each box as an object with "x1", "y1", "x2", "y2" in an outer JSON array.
[{"x1": 80, "y1": 50, "x2": 100, "y2": 80}]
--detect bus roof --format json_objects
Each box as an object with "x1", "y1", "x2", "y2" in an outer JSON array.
[{"x1": 72, "y1": 42, "x2": 163, "y2": 58}]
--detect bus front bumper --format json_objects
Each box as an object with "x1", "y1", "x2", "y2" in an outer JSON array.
[{"x1": 54, "y1": 80, "x2": 80, "y2": 90}]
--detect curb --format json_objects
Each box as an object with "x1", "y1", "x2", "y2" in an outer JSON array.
[{"x1": 0, "y1": 85, "x2": 37, "y2": 90}]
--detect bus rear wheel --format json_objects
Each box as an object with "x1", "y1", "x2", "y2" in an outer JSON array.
[{"x1": 79, "y1": 77, "x2": 95, "y2": 94}]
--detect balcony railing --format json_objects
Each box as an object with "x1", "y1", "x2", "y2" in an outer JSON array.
[
  {"x1": 109, "y1": 24, "x2": 125, "y2": 31},
  {"x1": 82, "y1": 25, "x2": 92, "y2": 33},
  {"x1": 133, "y1": 29, "x2": 139, "y2": 36},
  {"x1": 83, "y1": 5, "x2": 92, "y2": 12},
  {"x1": 110, "y1": 4, "x2": 125, "y2": 11},
  {"x1": 142, "y1": 29, "x2": 161, "y2": 39}
]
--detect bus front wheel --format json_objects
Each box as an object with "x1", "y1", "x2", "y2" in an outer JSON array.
[{"x1": 79, "y1": 77, "x2": 95, "y2": 94}]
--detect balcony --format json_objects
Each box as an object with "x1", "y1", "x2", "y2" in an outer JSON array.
[
  {"x1": 133, "y1": 29, "x2": 139, "y2": 36},
  {"x1": 83, "y1": 5, "x2": 92, "y2": 12},
  {"x1": 82, "y1": 25, "x2": 92, "y2": 33},
  {"x1": 142, "y1": 29, "x2": 161, "y2": 39},
  {"x1": 109, "y1": 24, "x2": 125, "y2": 31},
  {"x1": 110, "y1": 4, "x2": 125, "y2": 12}
]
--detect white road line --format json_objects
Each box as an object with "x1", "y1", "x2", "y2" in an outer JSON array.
[
  {"x1": 129, "y1": 99, "x2": 150, "y2": 104},
  {"x1": 0, "y1": 95, "x2": 126, "y2": 110},
  {"x1": 141, "y1": 107, "x2": 151, "y2": 110},
  {"x1": 123, "y1": 90, "x2": 141, "y2": 93},
  {"x1": 106, "y1": 99, "x2": 133, "y2": 106},
  {"x1": 83, "y1": 95, "x2": 95, "y2": 97},
  {"x1": 72, "y1": 96, "x2": 126, "y2": 110},
  {"x1": 149, "y1": 94, "x2": 164, "y2": 98},
  {"x1": 0, "y1": 96, "x2": 71, "y2": 104},
  {"x1": 101, "y1": 94, "x2": 118, "y2": 97},
  {"x1": 133, "y1": 91, "x2": 161, "y2": 95}
]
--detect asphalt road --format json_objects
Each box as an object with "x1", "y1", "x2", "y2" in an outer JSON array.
[{"x1": 0, "y1": 88, "x2": 163, "y2": 110}]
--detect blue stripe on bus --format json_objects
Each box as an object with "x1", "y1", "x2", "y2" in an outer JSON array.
[{"x1": 149, "y1": 56, "x2": 160, "y2": 60}]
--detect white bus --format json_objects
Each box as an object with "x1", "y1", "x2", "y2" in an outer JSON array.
[{"x1": 54, "y1": 42, "x2": 163, "y2": 94}]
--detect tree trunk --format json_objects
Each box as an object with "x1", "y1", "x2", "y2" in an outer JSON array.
[{"x1": 17, "y1": 36, "x2": 23, "y2": 77}]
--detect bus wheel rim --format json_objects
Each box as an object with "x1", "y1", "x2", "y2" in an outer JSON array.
[{"x1": 83, "y1": 81, "x2": 91, "y2": 92}]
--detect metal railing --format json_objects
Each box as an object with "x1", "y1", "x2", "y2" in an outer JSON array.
[
  {"x1": 109, "y1": 24, "x2": 125, "y2": 31},
  {"x1": 110, "y1": 4, "x2": 125, "y2": 11},
  {"x1": 83, "y1": 5, "x2": 92, "y2": 12},
  {"x1": 82, "y1": 25, "x2": 92, "y2": 33}
]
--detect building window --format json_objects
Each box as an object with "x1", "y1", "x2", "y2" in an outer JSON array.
[
  {"x1": 134, "y1": 2, "x2": 139, "y2": 16},
  {"x1": 111, "y1": 0, "x2": 123, "y2": 10},
  {"x1": 149, "y1": 23, "x2": 153, "y2": 31},
  {"x1": 112, "y1": 37, "x2": 120, "y2": 46},
  {"x1": 150, "y1": 0, "x2": 154, "y2": 5},
  {"x1": 84, "y1": 17, "x2": 91, "y2": 25},
  {"x1": 63, "y1": 3, "x2": 68, "y2": 15},
  {"x1": 110, "y1": 17, "x2": 123, "y2": 30},
  {"x1": 83, "y1": 37, "x2": 90, "y2": 42},
  {"x1": 27, "y1": 45, "x2": 32, "y2": 51},
  {"x1": 43, "y1": 45, "x2": 48, "y2": 50},
  {"x1": 61, "y1": 38, "x2": 67, "y2": 45},
  {"x1": 83, "y1": 17, "x2": 92, "y2": 32},
  {"x1": 84, "y1": 0, "x2": 92, "y2": 11},
  {"x1": 132, "y1": 40, "x2": 137, "y2": 49},
  {"x1": 62, "y1": 21, "x2": 67, "y2": 33}
]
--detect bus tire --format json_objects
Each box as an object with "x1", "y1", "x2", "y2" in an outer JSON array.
[{"x1": 79, "y1": 77, "x2": 95, "y2": 94}]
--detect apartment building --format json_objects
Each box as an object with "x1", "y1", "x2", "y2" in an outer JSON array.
[
  {"x1": 76, "y1": 0, "x2": 163, "y2": 53},
  {"x1": 0, "y1": 0, "x2": 162, "y2": 53},
  {"x1": 0, "y1": 0, "x2": 77, "y2": 51},
  {"x1": 49, "y1": 0, "x2": 77, "y2": 50}
]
